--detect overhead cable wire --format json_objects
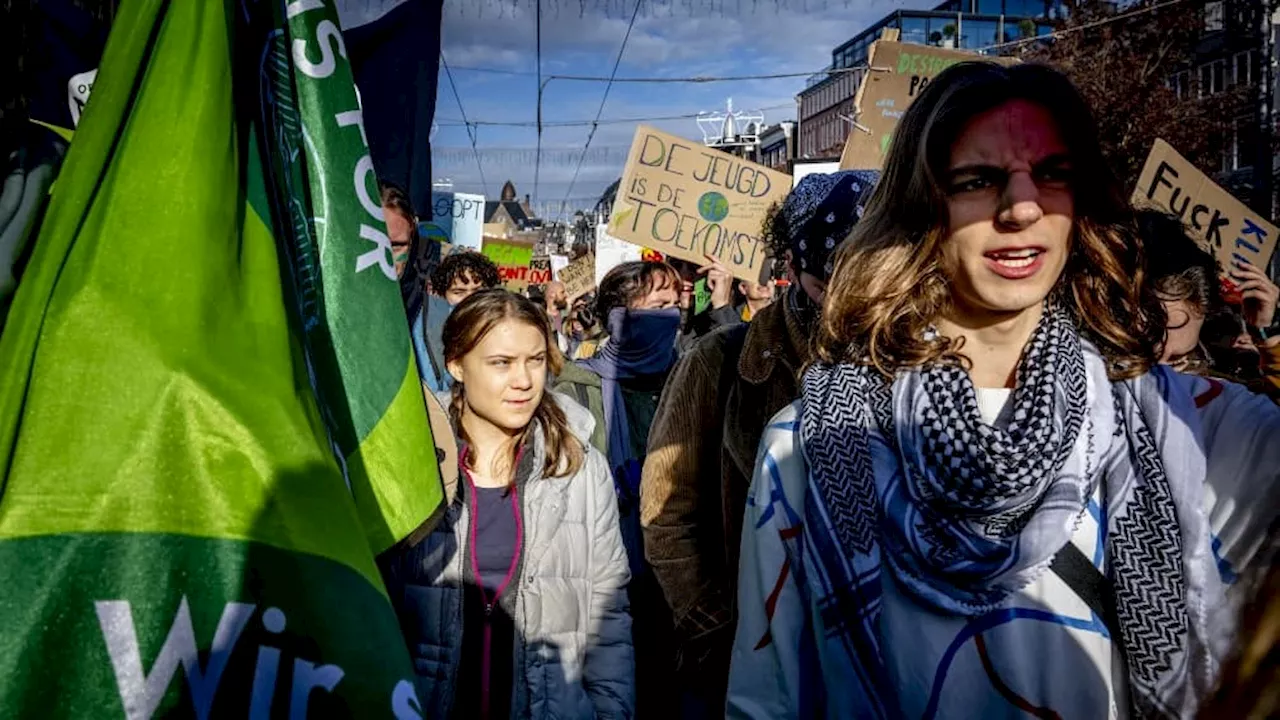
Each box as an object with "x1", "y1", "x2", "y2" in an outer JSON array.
[
  {"x1": 445, "y1": 64, "x2": 867, "y2": 83},
  {"x1": 439, "y1": 51, "x2": 489, "y2": 198},
  {"x1": 534, "y1": 0, "x2": 545, "y2": 207},
  {"x1": 434, "y1": 101, "x2": 796, "y2": 128},
  {"x1": 559, "y1": 0, "x2": 646, "y2": 220}
]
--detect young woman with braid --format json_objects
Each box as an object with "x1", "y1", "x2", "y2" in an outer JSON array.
[{"x1": 381, "y1": 290, "x2": 633, "y2": 719}]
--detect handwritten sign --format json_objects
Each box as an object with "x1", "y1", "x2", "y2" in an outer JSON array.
[
  {"x1": 482, "y1": 238, "x2": 534, "y2": 293},
  {"x1": 608, "y1": 125, "x2": 790, "y2": 283},
  {"x1": 595, "y1": 228, "x2": 642, "y2": 286},
  {"x1": 1132, "y1": 138, "x2": 1278, "y2": 278},
  {"x1": 528, "y1": 256, "x2": 553, "y2": 289},
  {"x1": 420, "y1": 192, "x2": 484, "y2": 250},
  {"x1": 559, "y1": 252, "x2": 596, "y2": 301},
  {"x1": 840, "y1": 42, "x2": 1014, "y2": 170}
]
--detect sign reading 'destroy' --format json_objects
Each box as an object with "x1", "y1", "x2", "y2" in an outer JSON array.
[
  {"x1": 1132, "y1": 139, "x2": 1278, "y2": 276},
  {"x1": 420, "y1": 192, "x2": 484, "y2": 250},
  {"x1": 608, "y1": 125, "x2": 790, "y2": 283},
  {"x1": 840, "y1": 42, "x2": 1014, "y2": 171}
]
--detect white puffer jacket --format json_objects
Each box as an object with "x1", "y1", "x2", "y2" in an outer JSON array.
[{"x1": 382, "y1": 391, "x2": 634, "y2": 718}]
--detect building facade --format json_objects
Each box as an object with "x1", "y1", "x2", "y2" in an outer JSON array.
[
  {"x1": 758, "y1": 121, "x2": 797, "y2": 172},
  {"x1": 1166, "y1": 1, "x2": 1268, "y2": 197},
  {"x1": 796, "y1": 0, "x2": 1063, "y2": 160}
]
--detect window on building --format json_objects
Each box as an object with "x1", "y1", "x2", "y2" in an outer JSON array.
[
  {"x1": 977, "y1": 0, "x2": 1003, "y2": 14},
  {"x1": 1204, "y1": 1, "x2": 1224, "y2": 32},
  {"x1": 1234, "y1": 50, "x2": 1252, "y2": 87},
  {"x1": 1212, "y1": 58, "x2": 1226, "y2": 93},
  {"x1": 965, "y1": 19, "x2": 1000, "y2": 48},
  {"x1": 1224, "y1": 117, "x2": 1258, "y2": 172},
  {"x1": 1169, "y1": 70, "x2": 1190, "y2": 100},
  {"x1": 901, "y1": 16, "x2": 929, "y2": 45},
  {"x1": 1199, "y1": 64, "x2": 1212, "y2": 97},
  {"x1": 1005, "y1": 0, "x2": 1047, "y2": 17}
]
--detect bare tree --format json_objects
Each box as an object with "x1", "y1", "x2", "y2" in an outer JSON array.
[{"x1": 1017, "y1": 0, "x2": 1251, "y2": 191}]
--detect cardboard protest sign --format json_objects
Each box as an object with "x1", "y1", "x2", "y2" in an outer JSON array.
[
  {"x1": 840, "y1": 42, "x2": 1015, "y2": 170},
  {"x1": 608, "y1": 125, "x2": 791, "y2": 283},
  {"x1": 482, "y1": 238, "x2": 534, "y2": 293},
  {"x1": 559, "y1": 252, "x2": 596, "y2": 300},
  {"x1": 528, "y1": 256, "x2": 553, "y2": 289},
  {"x1": 550, "y1": 254, "x2": 570, "y2": 278},
  {"x1": 1132, "y1": 139, "x2": 1278, "y2": 281},
  {"x1": 421, "y1": 191, "x2": 484, "y2": 250},
  {"x1": 595, "y1": 227, "x2": 642, "y2": 286}
]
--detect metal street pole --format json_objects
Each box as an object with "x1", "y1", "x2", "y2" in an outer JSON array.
[{"x1": 1259, "y1": 0, "x2": 1279, "y2": 280}]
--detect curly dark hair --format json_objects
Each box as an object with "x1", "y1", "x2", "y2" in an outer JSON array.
[{"x1": 430, "y1": 251, "x2": 501, "y2": 297}]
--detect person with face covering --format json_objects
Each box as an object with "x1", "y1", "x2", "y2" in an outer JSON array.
[
  {"x1": 639, "y1": 170, "x2": 877, "y2": 717},
  {"x1": 380, "y1": 289, "x2": 633, "y2": 719},
  {"x1": 553, "y1": 259, "x2": 682, "y2": 717},
  {"x1": 729, "y1": 62, "x2": 1280, "y2": 719}
]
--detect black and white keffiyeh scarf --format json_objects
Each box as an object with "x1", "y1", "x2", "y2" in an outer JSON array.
[{"x1": 801, "y1": 307, "x2": 1225, "y2": 717}]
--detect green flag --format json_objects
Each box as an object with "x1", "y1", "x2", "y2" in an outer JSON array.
[{"x1": 0, "y1": 0, "x2": 441, "y2": 716}]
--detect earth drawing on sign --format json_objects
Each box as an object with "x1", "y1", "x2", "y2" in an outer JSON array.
[{"x1": 697, "y1": 192, "x2": 730, "y2": 223}]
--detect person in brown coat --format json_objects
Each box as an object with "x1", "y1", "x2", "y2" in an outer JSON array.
[{"x1": 639, "y1": 170, "x2": 878, "y2": 716}]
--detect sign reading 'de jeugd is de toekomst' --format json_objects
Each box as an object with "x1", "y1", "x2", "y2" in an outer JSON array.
[{"x1": 608, "y1": 125, "x2": 790, "y2": 283}]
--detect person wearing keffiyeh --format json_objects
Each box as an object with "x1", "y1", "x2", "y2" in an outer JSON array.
[
  {"x1": 728, "y1": 62, "x2": 1280, "y2": 720},
  {"x1": 640, "y1": 170, "x2": 878, "y2": 717}
]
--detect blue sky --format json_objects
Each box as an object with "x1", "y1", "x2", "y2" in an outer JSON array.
[{"x1": 433, "y1": 0, "x2": 929, "y2": 220}]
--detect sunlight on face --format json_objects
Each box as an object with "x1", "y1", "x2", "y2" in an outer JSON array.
[
  {"x1": 447, "y1": 319, "x2": 547, "y2": 435},
  {"x1": 941, "y1": 100, "x2": 1074, "y2": 326},
  {"x1": 1159, "y1": 298, "x2": 1205, "y2": 364}
]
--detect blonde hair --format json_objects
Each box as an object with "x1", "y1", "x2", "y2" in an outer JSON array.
[
  {"x1": 818, "y1": 62, "x2": 1163, "y2": 380},
  {"x1": 443, "y1": 289, "x2": 585, "y2": 482}
]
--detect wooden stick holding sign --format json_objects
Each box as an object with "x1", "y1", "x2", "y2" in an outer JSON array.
[
  {"x1": 1132, "y1": 139, "x2": 1278, "y2": 283},
  {"x1": 839, "y1": 41, "x2": 1016, "y2": 171},
  {"x1": 608, "y1": 125, "x2": 791, "y2": 284},
  {"x1": 558, "y1": 252, "x2": 596, "y2": 301}
]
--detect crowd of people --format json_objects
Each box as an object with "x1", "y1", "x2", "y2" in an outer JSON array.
[{"x1": 377, "y1": 61, "x2": 1280, "y2": 719}]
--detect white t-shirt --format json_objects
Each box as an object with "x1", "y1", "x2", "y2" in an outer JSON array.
[{"x1": 974, "y1": 387, "x2": 1014, "y2": 427}]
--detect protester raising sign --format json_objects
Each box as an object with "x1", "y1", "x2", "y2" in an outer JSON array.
[
  {"x1": 608, "y1": 125, "x2": 790, "y2": 283},
  {"x1": 528, "y1": 256, "x2": 553, "y2": 289},
  {"x1": 1132, "y1": 139, "x2": 1278, "y2": 280},
  {"x1": 482, "y1": 238, "x2": 535, "y2": 293},
  {"x1": 840, "y1": 41, "x2": 1014, "y2": 170},
  {"x1": 422, "y1": 191, "x2": 484, "y2": 250},
  {"x1": 559, "y1": 252, "x2": 596, "y2": 300}
]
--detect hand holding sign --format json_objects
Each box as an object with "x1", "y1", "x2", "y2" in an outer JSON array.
[
  {"x1": 697, "y1": 255, "x2": 734, "y2": 310},
  {"x1": 1231, "y1": 259, "x2": 1279, "y2": 330}
]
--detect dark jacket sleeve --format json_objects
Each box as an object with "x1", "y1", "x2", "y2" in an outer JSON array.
[
  {"x1": 706, "y1": 304, "x2": 743, "y2": 331},
  {"x1": 640, "y1": 335, "x2": 734, "y2": 642}
]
